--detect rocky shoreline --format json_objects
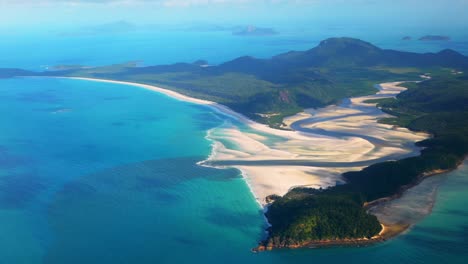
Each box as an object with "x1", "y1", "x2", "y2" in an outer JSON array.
[{"x1": 252, "y1": 222, "x2": 407, "y2": 252}]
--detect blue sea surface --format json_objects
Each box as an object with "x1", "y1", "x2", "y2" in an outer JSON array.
[
  {"x1": 0, "y1": 77, "x2": 467, "y2": 263},
  {"x1": 1, "y1": 26, "x2": 468, "y2": 264},
  {"x1": 1, "y1": 28, "x2": 468, "y2": 70}
]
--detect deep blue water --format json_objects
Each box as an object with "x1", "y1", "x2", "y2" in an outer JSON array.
[{"x1": 0, "y1": 77, "x2": 467, "y2": 263}]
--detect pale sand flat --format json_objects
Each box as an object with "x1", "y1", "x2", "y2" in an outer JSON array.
[{"x1": 57, "y1": 77, "x2": 429, "y2": 206}]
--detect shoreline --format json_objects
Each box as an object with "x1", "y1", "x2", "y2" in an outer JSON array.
[
  {"x1": 253, "y1": 222, "x2": 406, "y2": 252},
  {"x1": 50, "y1": 76, "x2": 216, "y2": 105},
  {"x1": 48, "y1": 77, "x2": 329, "y2": 140},
  {"x1": 365, "y1": 156, "x2": 467, "y2": 214},
  {"x1": 46, "y1": 76, "x2": 290, "y2": 208},
  {"x1": 45, "y1": 77, "x2": 429, "y2": 208},
  {"x1": 254, "y1": 158, "x2": 467, "y2": 252},
  {"x1": 42, "y1": 76, "x2": 448, "y2": 250}
]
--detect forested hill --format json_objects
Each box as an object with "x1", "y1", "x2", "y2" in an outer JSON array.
[
  {"x1": 221, "y1": 37, "x2": 468, "y2": 70},
  {"x1": 2, "y1": 38, "x2": 468, "y2": 127}
]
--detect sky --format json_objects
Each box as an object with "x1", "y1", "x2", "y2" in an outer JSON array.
[
  {"x1": 0, "y1": 0, "x2": 468, "y2": 69},
  {"x1": 1, "y1": 0, "x2": 468, "y2": 32}
]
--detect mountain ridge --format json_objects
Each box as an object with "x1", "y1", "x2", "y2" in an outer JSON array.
[{"x1": 1, "y1": 37, "x2": 467, "y2": 127}]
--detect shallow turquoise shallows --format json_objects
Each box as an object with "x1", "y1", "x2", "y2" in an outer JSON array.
[{"x1": 0, "y1": 77, "x2": 467, "y2": 264}]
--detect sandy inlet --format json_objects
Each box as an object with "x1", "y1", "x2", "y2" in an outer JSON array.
[
  {"x1": 204, "y1": 82, "x2": 429, "y2": 205},
  {"x1": 55, "y1": 77, "x2": 429, "y2": 206}
]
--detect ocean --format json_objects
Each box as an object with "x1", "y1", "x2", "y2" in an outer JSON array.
[
  {"x1": 0, "y1": 30, "x2": 467, "y2": 263},
  {"x1": 1, "y1": 28, "x2": 468, "y2": 71}
]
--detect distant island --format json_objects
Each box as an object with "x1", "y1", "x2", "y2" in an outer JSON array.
[
  {"x1": 401, "y1": 35, "x2": 451, "y2": 41},
  {"x1": 419, "y1": 35, "x2": 451, "y2": 41},
  {"x1": 232, "y1": 25, "x2": 278, "y2": 36},
  {"x1": 59, "y1": 20, "x2": 137, "y2": 37},
  {"x1": 1, "y1": 38, "x2": 467, "y2": 251},
  {"x1": 50, "y1": 64, "x2": 89, "y2": 71},
  {"x1": 192, "y1": 60, "x2": 210, "y2": 67}
]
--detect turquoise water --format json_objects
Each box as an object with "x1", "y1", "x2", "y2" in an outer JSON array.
[
  {"x1": 1, "y1": 29, "x2": 467, "y2": 71},
  {"x1": 0, "y1": 77, "x2": 467, "y2": 263}
]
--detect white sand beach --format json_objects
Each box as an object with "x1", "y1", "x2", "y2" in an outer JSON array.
[
  {"x1": 58, "y1": 77, "x2": 215, "y2": 105},
  {"x1": 204, "y1": 81, "x2": 429, "y2": 205},
  {"x1": 60, "y1": 77, "x2": 429, "y2": 206}
]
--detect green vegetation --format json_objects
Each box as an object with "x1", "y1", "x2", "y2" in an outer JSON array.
[
  {"x1": 263, "y1": 75, "x2": 468, "y2": 248},
  {"x1": 2, "y1": 38, "x2": 468, "y2": 248},
  {"x1": 344, "y1": 76, "x2": 468, "y2": 200},
  {"x1": 25, "y1": 37, "x2": 467, "y2": 128},
  {"x1": 265, "y1": 190, "x2": 381, "y2": 247}
]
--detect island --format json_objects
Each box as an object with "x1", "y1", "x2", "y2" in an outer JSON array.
[
  {"x1": 419, "y1": 35, "x2": 451, "y2": 41},
  {"x1": 1, "y1": 37, "x2": 467, "y2": 250},
  {"x1": 232, "y1": 25, "x2": 278, "y2": 36},
  {"x1": 59, "y1": 20, "x2": 137, "y2": 37},
  {"x1": 50, "y1": 64, "x2": 90, "y2": 71}
]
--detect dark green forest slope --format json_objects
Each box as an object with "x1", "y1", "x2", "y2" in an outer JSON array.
[{"x1": 11, "y1": 37, "x2": 466, "y2": 127}]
